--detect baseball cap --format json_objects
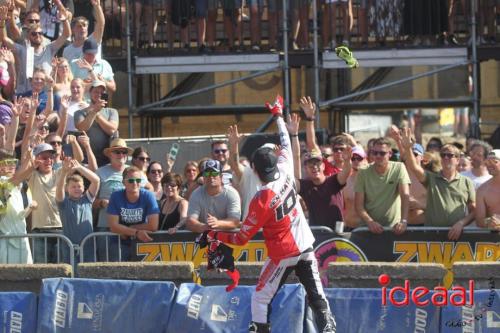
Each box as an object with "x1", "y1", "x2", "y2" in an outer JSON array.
[
  {"x1": 202, "y1": 159, "x2": 222, "y2": 173},
  {"x1": 303, "y1": 149, "x2": 323, "y2": 164},
  {"x1": 488, "y1": 149, "x2": 500, "y2": 160},
  {"x1": 252, "y1": 147, "x2": 279, "y2": 183},
  {"x1": 82, "y1": 38, "x2": 98, "y2": 54},
  {"x1": 352, "y1": 145, "x2": 366, "y2": 159},
  {"x1": 33, "y1": 143, "x2": 55, "y2": 156},
  {"x1": 413, "y1": 143, "x2": 424, "y2": 156},
  {"x1": 90, "y1": 80, "x2": 106, "y2": 90}
]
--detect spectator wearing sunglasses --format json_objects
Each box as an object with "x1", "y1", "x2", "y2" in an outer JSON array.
[
  {"x1": 355, "y1": 137, "x2": 411, "y2": 235},
  {"x1": 94, "y1": 138, "x2": 131, "y2": 260},
  {"x1": 401, "y1": 129, "x2": 475, "y2": 240},
  {"x1": 108, "y1": 166, "x2": 159, "y2": 260},
  {"x1": 299, "y1": 96, "x2": 356, "y2": 177},
  {"x1": 131, "y1": 146, "x2": 151, "y2": 174},
  {"x1": 7, "y1": 10, "x2": 49, "y2": 45},
  {"x1": 147, "y1": 161, "x2": 164, "y2": 202},
  {"x1": 186, "y1": 159, "x2": 241, "y2": 233},
  {"x1": 0, "y1": 5, "x2": 72, "y2": 94},
  {"x1": 342, "y1": 145, "x2": 367, "y2": 230},
  {"x1": 158, "y1": 172, "x2": 187, "y2": 234},
  {"x1": 210, "y1": 140, "x2": 233, "y2": 186}
]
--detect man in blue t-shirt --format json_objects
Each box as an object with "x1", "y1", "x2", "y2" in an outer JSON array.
[{"x1": 107, "y1": 166, "x2": 159, "y2": 260}]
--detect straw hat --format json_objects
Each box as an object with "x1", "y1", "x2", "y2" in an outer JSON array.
[{"x1": 103, "y1": 138, "x2": 133, "y2": 157}]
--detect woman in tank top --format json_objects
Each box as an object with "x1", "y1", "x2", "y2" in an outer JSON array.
[{"x1": 159, "y1": 172, "x2": 188, "y2": 234}]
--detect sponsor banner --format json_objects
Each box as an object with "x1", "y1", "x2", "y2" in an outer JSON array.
[
  {"x1": 130, "y1": 230, "x2": 499, "y2": 286},
  {"x1": 319, "y1": 288, "x2": 441, "y2": 333},
  {"x1": 0, "y1": 292, "x2": 37, "y2": 333},
  {"x1": 37, "y1": 278, "x2": 176, "y2": 333},
  {"x1": 166, "y1": 283, "x2": 305, "y2": 333}
]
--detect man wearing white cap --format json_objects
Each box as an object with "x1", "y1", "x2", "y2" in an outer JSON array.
[
  {"x1": 16, "y1": 143, "x2": 63, "y2": 263},
  {"x1": 74, "y1": 80, "x2": 118, "y2": 167},
  {"x1": 475, "y1": 149, "x2": 500, "y2": 231}
]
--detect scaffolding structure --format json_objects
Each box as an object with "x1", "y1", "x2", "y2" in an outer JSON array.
[{"x1": 121, "y1": 0, "x2": 497, "y2": 139}]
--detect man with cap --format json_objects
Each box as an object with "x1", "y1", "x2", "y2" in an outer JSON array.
[
  {"x1": 342, "y1": 145, "x2": 367, "y2": 230},
  {"x1": 207, "y1": 98, "x2": 337, "y2": 333},
  {"x1": 74, "y1": 80, "x2": 118, "y2": 167},
  {"x1": 475, "y1": 149, "x2": 500, "y2": 231},
  {"x1": 0, "y1": 4, "x2": 72, "y2": 94},
  {"x1": 185, "y1": 159, "x2": 241, "y2": 233},
  {"x1": 63, "y1": 0, "x2": 105, "y2": 63},
  {"x1": 69, "y1": 38, "x2": 116, "y2": 93},
  {"x1": 290, "y1": 130, "x2": 352, "y2": 229},
  {"x1": 15, "y1": 143, "x2": 63, "y2": 263}
]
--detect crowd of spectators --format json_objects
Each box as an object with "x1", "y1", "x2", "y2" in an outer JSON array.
[
  {"x1": 0, "y1": 1, "x2": 498, "y2": 266},
  {"x1": 102, "y1": 0, "x2": 500, "y2": 53}
]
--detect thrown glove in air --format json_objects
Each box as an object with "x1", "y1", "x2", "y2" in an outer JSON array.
[{"x1": 335, "y1": 45, "x2": 359, "y2": 68}]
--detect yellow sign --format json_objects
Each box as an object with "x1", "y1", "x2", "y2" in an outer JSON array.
[
  {"x1": 136, "y1": 240, "x2": 268, "y2": 268},
  {"x1": 394, "y1": 242, "x2": 499, "y2": 287}
]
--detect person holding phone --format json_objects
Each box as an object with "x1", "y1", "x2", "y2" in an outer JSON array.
[{"x1": 74, "y1": 80, "x2": 118, "y2": 167}]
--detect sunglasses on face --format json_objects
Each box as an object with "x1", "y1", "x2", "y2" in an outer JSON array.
[
  {"x1": 126, "y1": 178, "x2": 142, "y2": 184},
  {"x1": 30, "y1": 31, "x2": 43, "y2": 37},
  {"x1": 332, "y1": 147, "x2": 345, "y2": 153},
  {"x1": 203, "y1": 171, "x2": 220, "y2": 177},
  {"x1": 351, "y1": 156, "x2": 363, "y2": 162},
  {"x1": 371, "y1": 150, "x2": 389, "y2": 157},
  {"x1": 50, "y1": 141, "x2": 62, "y2": 146},
  {"x1": 40, "y1": 125, "x2": 49, "y2": 130},
  {"x1": 136, "y1": 156, "x2": 151, "y2": 162},
  {"x1": 440, "y1": 153, "x2": 457, "y2": 159},
  {"x1": 112, "y1": 150, "x2": 129, "y2": 155},
  {"x1": 27, "y1": 19, "x2": 40, "y2": 24},
  {"x1": 213, "y1": 149, "x2": 227, "y2": 154},
  {"x1": 149, "y1": 169, "x2": 162, "y2": 174}
]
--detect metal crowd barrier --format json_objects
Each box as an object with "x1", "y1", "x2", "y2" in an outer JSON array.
[
  {"x1": 352, "y1": 226, "x2": 494, "y2": 233},
  {"x1": 79, "y1": 230, "x2": 193, "y2": 263},
  {"x1": 79, "y1": 227, "x2": 335, "y2": 263},
  {"x1": 0, "y1": 234, "x2": 75, "y2": 274}
]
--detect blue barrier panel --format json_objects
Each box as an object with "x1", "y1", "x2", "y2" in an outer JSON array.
[
  {"x1": 166, "y1": 283, "x2": 305, "y2": 333},
  {"x1": 441, "y1": 289, "x2": 500, "y2": 332},
  {"x1": 305, "y1": 288, "x2": 440, "y2": 333},
  {"x1": 0, "y1": 292, "x2": 37, "y2": 333},
  {"x1": 37, "y1": 278, "x2": 176, "y2": 333}
]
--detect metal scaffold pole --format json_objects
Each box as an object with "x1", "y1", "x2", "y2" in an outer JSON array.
[
  {"x1": 126, "y1": 0, "x2": 134, "y2": 138},
  {"x1": 312, "y1": 0, "x2": 320, "y2": 128},
  {"x1": 282, "y1": 0, "x2": 291, "y2": 117},
  {"x1": 470, "y1": 0, "x2": 481, "y2": 138}
]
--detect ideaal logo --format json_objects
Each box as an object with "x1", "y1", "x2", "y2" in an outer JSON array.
[{"x1": 378, "y1": 274, "x2": 475, "y2": 307}]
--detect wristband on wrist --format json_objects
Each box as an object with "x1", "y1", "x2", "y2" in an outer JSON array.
[
  {"x1": 290, "y1": 134, "x2": 298, "y2": 137},
  {"x1": 400, "y1": 219, "x2": 407, "y2": 224},
  {"x1": 305, "y1": 117, "x2": 314, "y2": 122}
]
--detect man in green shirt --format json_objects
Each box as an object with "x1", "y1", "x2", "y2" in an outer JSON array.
[
  {"x1": 400, "y1": 129, "x2": 475, "y2": 240},
  {"x1": 355, "y1": 137, "x2": 411, "y2": 235}
]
